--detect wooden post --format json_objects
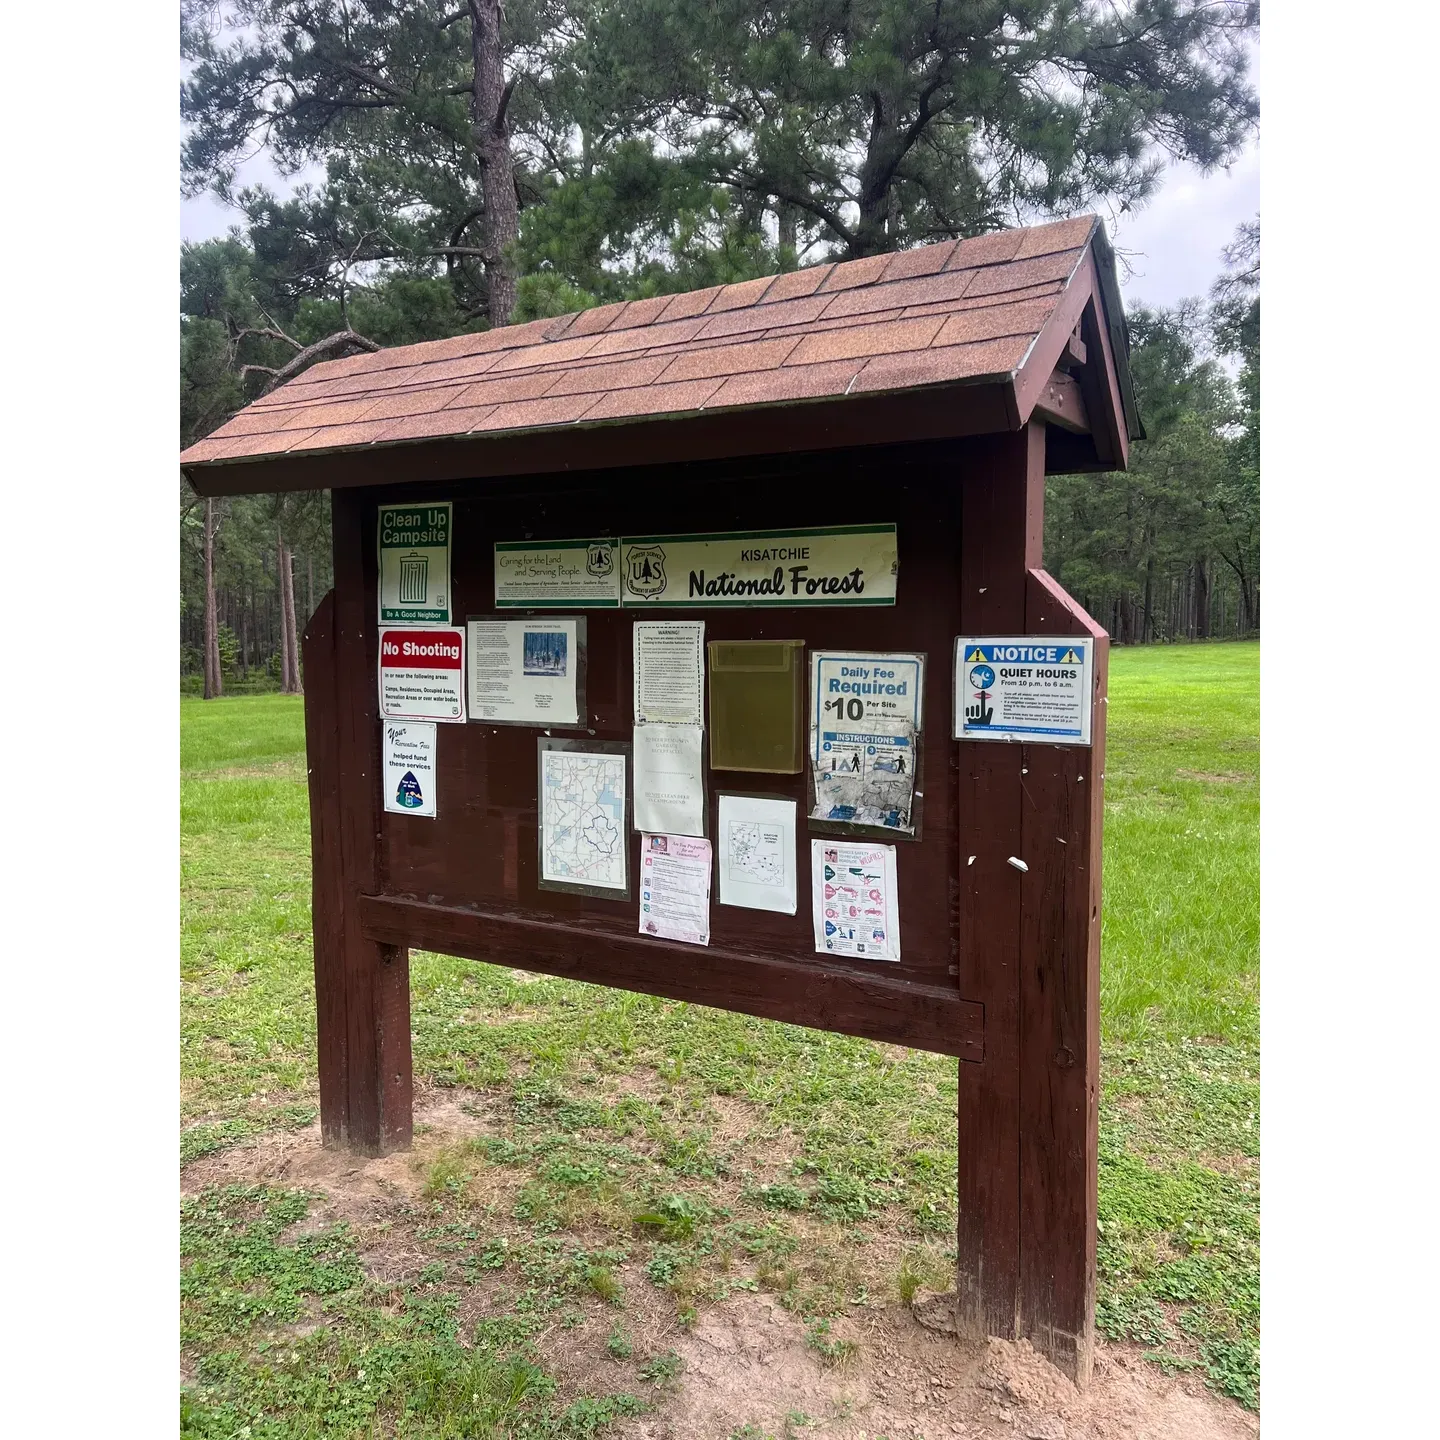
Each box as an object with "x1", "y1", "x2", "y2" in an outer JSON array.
[
  {"x1": 302, "y1": 490, "x2": 413, "y2": 1155},
  {"x1": 955, "y1": 422, "x2": 1106, "y2": 1384}
]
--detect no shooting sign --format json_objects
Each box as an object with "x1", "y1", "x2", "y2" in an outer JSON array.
[{"x1": 953, "y1": 637, "x2": 1093, "y2": 745}]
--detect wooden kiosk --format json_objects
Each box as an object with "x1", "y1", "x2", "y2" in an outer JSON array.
[{"x1": 182, "y1": 215, "x2": 1140, "y2": 1384}]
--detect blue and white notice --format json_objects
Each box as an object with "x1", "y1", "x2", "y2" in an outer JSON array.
[
  {"x1": 809, "y1": 650, "x2": 925, "y2": 833},
  {"x1": 953, "y1": 636, "x2": 1093, "y2": 746}
]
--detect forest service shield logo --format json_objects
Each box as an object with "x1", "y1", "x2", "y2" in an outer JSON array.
[
  {"x1": 625, "y1": 545, "x2": 667, "y2": 598},
  {"x1": 586, "y1": 543, "x2": 614, "y2": 578}
]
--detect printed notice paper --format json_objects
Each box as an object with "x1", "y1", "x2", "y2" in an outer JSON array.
[
  {"x1": 467, "y1": 616, "x2": 581, "y2": 726},
  {"x1": 378, "y1": 628, "x2": 466, "y2": 722},
  {"x1": 953, "y1": 637, "x2": 1093, "y2": 745},
  {"x1": 539, "y1": 746, "x2": 628, "y2": 893},
  {"x1": 633, "y1": 723, "x2": 705, "y2": 837},
  {"x1": 717, "y1": 794, "x2": 797, "y2": 915},
  {"x1": 811, "y1": 839, "x2": 901, "y2": 962},
  {"x1": 494, "y1": 539, "x2": 620, "y2": 607},
  {"x1": 810, "y1": 650, "x2": 924, "y2": 833},
  {"x1": 382, "y1": 721, "x2": 438, "y2": 817},
  {"x1": 633, "y1": 621, "x2": 705, "y2": 724},
  {"x1": 639, "y1": 834, "x2": 712, "y2": 946},
  {"x1": 378, "y1": 503, "x2": 451, "y2": 624}
]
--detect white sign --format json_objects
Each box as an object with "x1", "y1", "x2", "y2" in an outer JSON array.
[
  {"x1": 378, "y1": 627, "x2": 466, "y2": 722},
  {"x1": 619, "y1": 526, "x2": 898, "y2": 607},
  {"x1": 811, "y1": 839, "x2": 901, "y2": 963},
  {"x1": 382, "y1": 721, "x2": 438, "y2": 817},
  {"x1": 494, "y1": 538, "x2": 620, "y2": 608},
  {"x1": 633, "y1": 621, "x2": 705, "y2": 724},
  {"x1": 467, "y1": 616, "x2": 581, "y2": 726},
  {"x1": 539, "y1": 746, "x2": 628, "y2": 893},
  {"x1": 717, "y1": 794, "x2": 797, "y2": 914},
  {"x1": 954, "y1": 637, "x2": 1093, "y2": 745},
  {"x1": 639, "y1": 834, "x2": 712, "y2": 947},
  {"x1": 378, "y1": 503, "x2": 451, "y2": 624},
  {"x1": 633, "y1": 723, "x2": 706, "y2": 837},
  {"x1": 809, "y1": 650, "x2": 924, "y2": 832}
]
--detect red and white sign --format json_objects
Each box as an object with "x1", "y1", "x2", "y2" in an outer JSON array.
[{"x1": 378, "y1": 627, "x2": 467, "y2": 722}]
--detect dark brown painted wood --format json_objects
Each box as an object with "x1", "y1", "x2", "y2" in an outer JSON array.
[
  {"x1": 183, "y1": 378, "x2": 1015, "y2": 498},
  {"x1": 1016, "y1": 567, "x2": 1107, "y2": 1385},
  {"x1": 302, "y1": 590, "x2": 349, "y2": 1144},
  {"x1": 330, "y1": 489, "x2": 413, "y2": 1155},
  {"x1": 286, "y1": 422, "x2": 1110, "y2": 1384},
  {"x1": 359, "y1": 894, "x2": 984, "y2": 1060},
  {"x1": 1032, "y1": 370, "x2": 1090, "y2": 434},
  {"x1": 954, "y1": 423, "x2": 1047, "y2": 1345},
  {"x1": 375, "y1": 452, "x2": 974, "y2": 1005}
]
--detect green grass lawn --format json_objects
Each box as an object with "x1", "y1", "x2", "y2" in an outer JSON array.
[{"x1": 180, "y1": 641, "x2": 1259, "y2": 1435}]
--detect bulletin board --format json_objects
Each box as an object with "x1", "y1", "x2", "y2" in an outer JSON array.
[{"x1": 360, "y1": 446, "x2": 984, "y2": 1060}]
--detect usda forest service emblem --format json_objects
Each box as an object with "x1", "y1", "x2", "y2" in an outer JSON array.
[{"x1": 625, "y1": 545, "x2": 667, "y2": 599}]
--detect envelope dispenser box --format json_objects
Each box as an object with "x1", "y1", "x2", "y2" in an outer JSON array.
[{"x1": 707, "y1": 639, "x2": 805, "y2": 773}]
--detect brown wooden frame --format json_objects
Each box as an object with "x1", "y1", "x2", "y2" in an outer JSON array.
[{"x1": 298, "y1": 422, "x2": 1106, "y2": 1384}]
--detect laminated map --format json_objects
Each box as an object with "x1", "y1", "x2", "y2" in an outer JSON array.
[{"x1": 539, "y1": 748, "x2": 627, "y2": 891}]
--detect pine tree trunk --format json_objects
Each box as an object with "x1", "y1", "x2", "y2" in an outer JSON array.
[
  {"x1": 468, "y1": 0, "x2": 519, "y2": 328},
  {"x1": 276, "y1": 533, "x2": 303, "y2": 695},
  {"x1": 307, "y1": 553, "x2": 315, "y2": 625},
  {"x1": 283, "y1": 538, "x2": 303, "y2": 695},
  {"x1": 1194, "y1": 559, "x2": 1211, "y2": 639},
  {"x1": 1142, "y1": 558, "x2": 1156, "y2": 644},
  {"x1": 277, "y1": 527, "x2": 294, "y2": 694},
  {"x1": 203, "y1": 497, "x2": 222, "y2": 700},
  {"x1": 776, "y1": 203, "x2": 800, "y2": 269}
]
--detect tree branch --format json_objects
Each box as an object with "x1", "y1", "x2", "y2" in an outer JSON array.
[{"x1": 249, "y1": 330, "x2": 382, "y2": 395}]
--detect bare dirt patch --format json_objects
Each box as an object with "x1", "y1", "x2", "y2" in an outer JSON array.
[
  {"x1": 614, "y1": 1292, "x2": 1257, "y2": 1440},
  {"x1": 1174, "y1": 769, "x2": 1248, "y2": 785},
  {"x1": 181, "y1": 1091, "x2": 1256, "y2": 1439}
]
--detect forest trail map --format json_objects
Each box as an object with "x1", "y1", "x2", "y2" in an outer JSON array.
[
  {"x1": 540, "y1": 749, "x2": 627, "y2": 891},
  {"x1": 727, "y1": 821, "x2": 784, "y2": 888}
]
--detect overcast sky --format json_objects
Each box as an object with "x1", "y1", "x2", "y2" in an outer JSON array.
[{"x1": 180, "y1": 137, "x2": 1259, "y2": 313}]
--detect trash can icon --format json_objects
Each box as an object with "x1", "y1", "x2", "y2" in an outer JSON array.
[{"x1": 398, "y1": 552, "x2": 429, "y2": 604}]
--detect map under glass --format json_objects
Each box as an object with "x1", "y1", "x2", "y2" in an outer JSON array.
[{"x1": 540, "y1": 748, "x2": 627, "y2": 891}]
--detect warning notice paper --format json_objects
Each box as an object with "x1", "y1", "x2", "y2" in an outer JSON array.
[
  {"x1": 810, "y1": 651, "x2": 923, "y2": 833},
  {"x1": 378, "y1": 628, "x2": 466, "y2": 722},
  {"x1": 639, "y1": 834, "x2": 712, "y2": 946},
  {"x1": 382, "y1": 721, "x2": 437, "y2": 817},
  {"x1": 633, "y1": 723, "x2": 705, "y2": 837},
  {"x1": 717, "y1": 794, "x2": 797, "y2": 914},
  {"x1": 953, "y1": 637, "x2": 1093, "y2": 745},
  {"x1": 633, "y1": 621, "x2": 705, "y2": 724},
  {"x1": 378, "y1": 503, "x2": 451, "y2": 624},
  {"x1": 467, "y1": 617, "x2": 581, "y2": 726},
  {"x1": 811, "y1": 840, "x2": 901, "y2": 962}
]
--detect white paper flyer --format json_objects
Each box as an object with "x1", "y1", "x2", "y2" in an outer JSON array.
[
  {"x1": 633, "y1": 723, "x2": 706, "y2": 836},
  {"x1": 717, "y1": 794, "x2": 797, "y2": 914},
  {"x1": 638, "y1": 834, "x2": 712, "y2": 946},
  {"x1": 811, "y1": 839, "x2": 901, "y2": 962},
  {"x1": 633, "y1": 620, "x2": 705, "y2": 724},
  {"x1": 468, "y1": 616, "x2": 581, "y2": 726}
]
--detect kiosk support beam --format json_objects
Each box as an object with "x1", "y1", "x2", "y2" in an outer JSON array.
[
  {"x1": 955, "y1": 422, "x2": 1107, "y2": 1384},
  {"x1": 303, "y1": 489, "x2": 413, "y2": 1156}
]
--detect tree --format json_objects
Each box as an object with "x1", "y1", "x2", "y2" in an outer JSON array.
[
  {"x1": 181, "y1": 0, "x2": 552, "y2": 328},
  {"x1": 584, "y1": 0, "x2": 1260, "y2": 260},
  {"x1": 1046, "y1": 297, "x2": 1246, "y2": 642},
  {"x1": 1210, "y1": 216, "x2": 1259, "y2": 629}
]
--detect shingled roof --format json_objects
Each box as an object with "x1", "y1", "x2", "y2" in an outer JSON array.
[{"x1": 182, "y1": 215, "x2": 1138, "y2": 494}]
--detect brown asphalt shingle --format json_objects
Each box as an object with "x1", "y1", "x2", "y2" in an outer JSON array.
[{"x1": 181, "y1": 216, "x2": 1100, "y2": 468}]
